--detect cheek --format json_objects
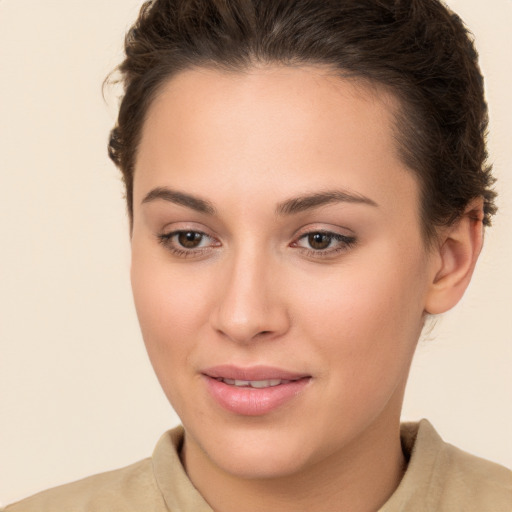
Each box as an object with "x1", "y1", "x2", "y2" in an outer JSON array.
[
  {"x1": 132, "y1": 231, "x2": 214, "y2": 320},
  {"x1": 130, "y1": 259, "x2": 211, "y2": 422},
  {"x1": 295, "y1": 246, "x2": 428, "y2": 388},
  {"x1": 130, "y1": 242, "x2": 207, "y2": 377}
]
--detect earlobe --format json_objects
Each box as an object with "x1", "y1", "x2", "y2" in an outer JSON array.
[{"x1": 424, "y1": 198, "x2": 484, "y2": 315}]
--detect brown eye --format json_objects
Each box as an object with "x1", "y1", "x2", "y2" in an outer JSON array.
[
  {"x1": 158, "y1": 229, "x2": 219, "y2": 257},
  {"x1": 292, "y1": 230, "x2": 357, "y2": 257},
  {"x1": 308, "y1": 233, "x2": 332, "y2": 250},
  {"x1": 177, "y1": 231, "x2": 204, "y2": 248}
]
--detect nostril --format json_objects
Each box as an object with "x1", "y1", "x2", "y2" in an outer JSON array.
[{"x1": 257, "y1": 330, "x2": 272, "y2": 336}]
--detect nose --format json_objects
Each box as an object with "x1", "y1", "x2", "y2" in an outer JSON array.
[{"x1": 210, "y1": 247, "x2": 290, "y2": 344}]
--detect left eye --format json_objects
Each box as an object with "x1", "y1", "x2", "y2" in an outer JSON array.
[{"x1": 294, "y1": 231, "x2": 356, "y2": 252}]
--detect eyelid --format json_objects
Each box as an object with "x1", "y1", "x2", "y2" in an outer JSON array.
[
  {"x1": 157, "y1": 225, "x2": 221, "y2": 258},
  {"x1": 292, "y1": 223, "x2": 355, "y2": 241},
  {"x1": 290, "y1": 226, "x2": 357, "y2": 257},
  {"x1": 293, "y1": 231, "x2": 355, "y2": 247},
  {"x1": 160, "y1": 230, "x2": 217, "y2": 245},
  {"x1": 155, "y1": 222, "x2": 356, "y2": 259}
]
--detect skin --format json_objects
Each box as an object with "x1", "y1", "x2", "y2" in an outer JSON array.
[{"x1": 130, "y1": 65, "x2": 483, "y2": 512}]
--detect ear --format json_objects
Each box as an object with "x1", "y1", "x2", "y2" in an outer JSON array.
[{"x1": 424, "y1": 198, "x2": 484, "y2": 315}]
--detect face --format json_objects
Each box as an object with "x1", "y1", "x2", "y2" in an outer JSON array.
[{"x1": 131, "y1": 66, "x2": 435, "y2": 479}]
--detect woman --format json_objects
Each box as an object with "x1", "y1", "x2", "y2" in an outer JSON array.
[{"x1": 3, "y1": 0, "x2": 511, "y2": 510}]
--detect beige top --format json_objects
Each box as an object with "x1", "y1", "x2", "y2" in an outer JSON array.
[{"x1": 4, "y1": 420, "x2": 511, "y2": 512}]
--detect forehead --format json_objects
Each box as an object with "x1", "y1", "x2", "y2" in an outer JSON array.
[
  {"x1": 140, "y1": 65, "x2": 398, "y2": 159},
  {"x1": 134, "y1": 65, "x2": 419, "y2": 217}
]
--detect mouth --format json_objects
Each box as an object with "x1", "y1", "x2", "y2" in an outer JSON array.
[
  {"x1": 201, "y1": 365, "x2": 311, "y2": 416},
  {"x1": 202, "y1": 364, "x2": 310, "y2": 382},
  {"x1": 212, "y1": 377, "x2": 296, "y2": 388}
]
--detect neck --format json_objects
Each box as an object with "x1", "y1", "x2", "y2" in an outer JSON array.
[{"x1": 181, "y1": 413, "x2": 406, "y2": 512}]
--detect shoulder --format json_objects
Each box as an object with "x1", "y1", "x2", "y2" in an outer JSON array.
[
  {"x1": 2, "y1": 457, "x2": 165, "y2": 512},
  {"x1": 2, "y1": 426, "x2": 209, "y2": 512},
  {"x1": 385, "y1": 419, "x2": 512, "y2": 512},
  {"x1": 437, "y1": 438, "x2": 512, "y2": 511}
]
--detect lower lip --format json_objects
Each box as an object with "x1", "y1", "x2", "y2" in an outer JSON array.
[{"x1": 204, "y1": 376, "x2": 311, "y2": 416}]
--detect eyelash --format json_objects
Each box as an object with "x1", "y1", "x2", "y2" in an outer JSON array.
[
  {"x1": 292, "y1": 231, "x2": 357, "y2": 258},
  {"x1": 157, "y1": 230, "x2": 219, "y2": 258},
  {"x1": 157, "y1": 229, "x2": 357, "y2": 259}
]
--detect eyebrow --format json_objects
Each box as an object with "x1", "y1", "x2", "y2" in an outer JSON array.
[
  {"x1": 142, "y1": 187, "x2": 216, "y2": 215},
  {"x1": 276, "y1": 190, "x2": 378, "y2": 215},
  {"x1": 141, "y1": 186, "x2": 378, "y2": 216}
]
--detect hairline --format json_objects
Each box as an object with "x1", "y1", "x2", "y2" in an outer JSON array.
[{"x1": 128, "y1": 60, "x2": 445, "y2": 249}]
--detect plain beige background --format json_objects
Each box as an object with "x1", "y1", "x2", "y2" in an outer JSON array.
[{"x1": 0, "y1": 0, "x2": 511, "y2": 506}]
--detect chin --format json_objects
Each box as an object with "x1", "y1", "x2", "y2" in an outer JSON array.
[
  {"x1": 212, "y1": 444, "x2": 312, "y2": 480},
  {"x1": 185, "y1": 420, "x2": 318, "y2": 480}
]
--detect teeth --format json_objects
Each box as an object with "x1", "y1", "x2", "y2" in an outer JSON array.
[
  {"x1": 221, "y1": 378, "x2": 289, "y2": 388},
  {"x1": 250, "y1": 379, "x2": 276, "y2": 388}
]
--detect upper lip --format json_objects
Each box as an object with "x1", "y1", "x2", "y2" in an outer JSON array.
[{"x1": 202, "y1": 365, "x2": 310, "y2": 381}]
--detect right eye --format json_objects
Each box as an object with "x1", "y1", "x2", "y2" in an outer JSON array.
[{"x1": 157, "y1": 230, "x2": 220, "y2": 256}]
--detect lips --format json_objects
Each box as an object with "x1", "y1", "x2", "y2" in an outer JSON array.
[{"x1": 202, "y1": 365, "x2": 311, "y2": 416}]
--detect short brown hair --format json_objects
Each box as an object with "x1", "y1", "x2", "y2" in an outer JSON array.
[{"x1": 107, "y1": 0, "x2": 497, "y2": 241}]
